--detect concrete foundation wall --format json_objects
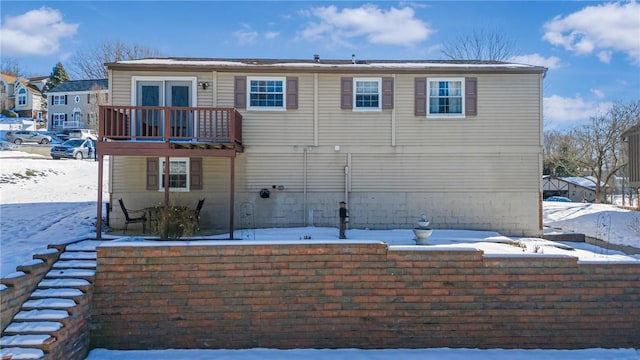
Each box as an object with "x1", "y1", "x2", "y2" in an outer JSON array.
[{"x1": 91, "y1": 242, "x2": 640, "y2": 350}]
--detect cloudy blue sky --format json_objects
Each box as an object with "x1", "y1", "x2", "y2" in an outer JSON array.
[{"x1": 1, "y1": 1, "x2": 639, "y2": 129}]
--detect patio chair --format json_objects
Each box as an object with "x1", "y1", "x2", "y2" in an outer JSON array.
[
  {"x1": 194, "y1": 198, "x2": 205, "y2": 227},
  {"x1": 118, "y1": 198, "x2": 147, "y2": 233}
]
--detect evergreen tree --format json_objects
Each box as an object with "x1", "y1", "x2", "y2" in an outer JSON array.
[{"x1": 45, "y1": 62, "x2": 71, "y2": 91}]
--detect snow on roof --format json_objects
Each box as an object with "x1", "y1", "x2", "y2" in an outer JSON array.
[
  {"x1": 113, "y1": 58, "x2": 543, "y2": 71},
  {"x1": 562, "y1": 176, "x2": 605, "y2": 189}
]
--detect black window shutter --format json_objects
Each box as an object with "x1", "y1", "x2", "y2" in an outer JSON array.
[
  {"x1": 415, "y1": 78, "x2": 426, "y2": 116},
  {"x1": 286, "y1": 77, "x2": 298, "y2": 109},
  {"x1": 146, "y1": 157, "x2": 159, "y2": 190},
  {"x1": 234, "y1": 76, "x2": 246, "y2": 109},
  {"x1": 64, "y1": 95, "x2": 67, "y2": 105},
  {"x1": 341, "y1": 77, "x2": 353, "y2": 109},
  {"x1": 190, "y1": 157, "x2": 203, "y2": 190},
  {"x1": 465, "y1": 77, "x2": 477, "y2": 116},
  {"x1": 382, "y1": 77, "x2": 394, "y2": 109},
  {"x1": 87, "y1": 94, "x2": 91, "y2": 104}
]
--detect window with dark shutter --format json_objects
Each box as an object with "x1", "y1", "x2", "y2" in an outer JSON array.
[
  {"x1": 234, "y1": 76, "x2": 246, "y2": 109},
  {"x1": 382, "y1": 77, "x2": 394, "y2": 109},
  {"x1": 341, "y1": 77, "x2": 353, "y2": 109},
  {"x1": 190, "y1": 158, "x2": 202, "y2": 190},
  {"x1": 465, "y1": 77, "x2": 477, "y2": 116},
  {"x1": 146, "y1": 158, "x2": 159, "y2": 190},
  {"x1": 415, "y1": 78, "x2": 426, "y2": 116},
  {"x1": 286, "y1": 77, "x2": 298, "y2": 109}
]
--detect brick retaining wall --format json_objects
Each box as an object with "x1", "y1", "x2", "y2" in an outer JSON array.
[
  {"x1": 0, "y1": 247, "x2": 61, "y2": 332},
  {"x1": 90, "y1": 242, "x2": 640, "y2": 350}
]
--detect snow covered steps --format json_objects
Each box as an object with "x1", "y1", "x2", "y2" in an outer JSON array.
[{"x1": 1, "y1": 242, "x2": 98, "y2": 360}]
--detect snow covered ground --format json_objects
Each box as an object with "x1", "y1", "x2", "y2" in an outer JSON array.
[{"x1": 1, "y1": 149, "x2": 638, "y2": 359}]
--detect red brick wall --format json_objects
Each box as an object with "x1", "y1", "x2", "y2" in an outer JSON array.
[{"x1": 90, "y1": 243, "x2": 640, "y2": 350}]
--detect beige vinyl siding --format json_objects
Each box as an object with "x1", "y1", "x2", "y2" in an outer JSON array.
[
  {"x1": 317, "y1": 74, "x2": 392, "y2": 146},
  {"x1": 110, "y1": 70, "x2": 218, "y2": 106},
  {"x1": 107, "y1": 63, "x2": 544, "y2": 236},
  {"x1": 351, "y1": 153, "x2": 539, "y2": 192},
  {"x1": 217, "y1": 73, "x2": 315, "y2": 146},
  {"x1": 395, "y1": 73, "x2": 541, "y2": 148}
]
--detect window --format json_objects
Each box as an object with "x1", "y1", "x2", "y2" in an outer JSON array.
[
  {"x1": 52, "y1": 113, "x2": 66, "y2": 127},
  {"x1": 52, "y1": 95, "x2": 65, "y2": 105},
  {"x1": 353, "y1": 78, "x2": 381, "y2": 110},
  {"x1": 427, "y1": 78, "x2": 464, "y2": 117},
  {"x1": 248, "y1": 77, "x2": 285, "y2": 109},
  {"x1": 74, "y1": 95, "x2": 80, "y2": 103},
  {"x1": 18, "y1": 89, "x2": 26, "y2": 106},
  {"x1": 159, "y1": 157, "x2": 190, "y2": 191}
]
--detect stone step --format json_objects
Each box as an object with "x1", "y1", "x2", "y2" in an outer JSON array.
[
  {"x1": 52, "y1": 260, "x2": 97, "y2": 269},
  {"x1": 37, "y1": 278, "x2": 91, "y2": 289},
  {"x1": 31, "y1": 288, "x2": 84, "y2": 299},
  {"x1": 3, "y1": 322, "x2": 63, "y2": 335},
  {"x1": 64, "y1": 241, "x2": 102, "y2": 252},
  {"x1": 22, "y1": 298, "x2": 77, "y2": 310},
  {"x1": 0, "y1": 334, "x2": 55, "y2": 348},
  {"x1": 0, "y1": 347, "x2": 45, "y2": 360},
  {"x1": 45, "y1": 268, "x2": 95, "y2": 279},
  {"x1": 13, "y1": 310, "x2": 69, "y2": 322},
  {"x1": 59, "y1": 251, "x2": 97, "y2": 260}
]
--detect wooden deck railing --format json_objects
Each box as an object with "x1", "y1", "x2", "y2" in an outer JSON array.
[{"x1": 99, "y1": 105, "x2": 242, "y2": 145}]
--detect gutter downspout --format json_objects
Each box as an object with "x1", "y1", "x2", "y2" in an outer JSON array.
[{"x1": 303, "y1": 147, "x2": 308, "y2": 226}]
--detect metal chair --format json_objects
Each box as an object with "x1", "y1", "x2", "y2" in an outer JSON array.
[{"x1": 118, "y1": 198, "x2": 147, "y2": 233}]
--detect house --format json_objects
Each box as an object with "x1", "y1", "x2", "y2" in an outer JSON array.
[
  {"x1": 96, "y1": 57, "x2": 547, "y2": 239},
  {"x1": 47, "y1": 79, "x2": 109, "y2": 132},
  {"x1": 0, "y1": 73, "x2": 47, "y2": 120},
  {"x1": 0, "y1": 73, "x2": 18, "y2": 113},
  {"x1": 542, "y1": 175, "x2": 603, "y2": 202},
  {"x1": 623, "y1": 122, "x2": 640, "y2": 188}
]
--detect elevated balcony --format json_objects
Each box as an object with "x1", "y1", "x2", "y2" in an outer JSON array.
[{"x1": 98, "y1": 105, "x2": 243, "y2": 157}]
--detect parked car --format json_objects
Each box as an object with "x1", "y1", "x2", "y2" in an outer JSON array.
[
  {"x1": 50, "y1": 138, "x2": 95, "y2": 160},
  {"x1": 5, "y1": 130, "x2": 52, "y2": 145},
  {"x1": 545, "y1": 196, "x2": 572, "y2": 202},
  {"x1": 68, "y1": 128, "x2": 98, "y2": 140}
]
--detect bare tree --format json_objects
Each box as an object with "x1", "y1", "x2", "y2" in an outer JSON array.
[
  {"x1": 86, "y1": 82, "x2": 108, "y2": 130},
  {"x1": 561, "y1": 101, "x2": 640, "y2": 203},
  {"x1": 543, "y1": 129, "x2": 582, "y2": 176},
  {"x1": 70, "y1": 40, "x2": 160, "y2": 79},
  {"x1": 1, "y1": 58, "x2": 21, "y2": 76},
  {"x1": 442, "y1": 28, "x2": 515, "y2": 61}
]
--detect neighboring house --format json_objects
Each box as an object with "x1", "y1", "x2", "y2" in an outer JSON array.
[
  {"x1": 0, "y1": 73, "x2": 18, "y2": 112},
  {"x1": 47, "y1": 79, "x2": 108, "y2": 132},
  {"x1": 623, "y1": 122, "x2": 640, "y2": 188},
  {"x1": 96, "y1": 57, "x2": 547, "y2": 239},
  {"x1": 0, "y1": 73, "x2": 47, "y2": 119},
  {"x1": 542, "y1": 175, "x2": 604, "y2": 202}
]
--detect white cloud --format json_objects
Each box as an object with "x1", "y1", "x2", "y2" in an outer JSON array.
[
  {"x1": 0, "y1": 7, "x2": 78, "y2": 56},
  {"x1": 233, "y1": 29, "x2": 258, "y2": 45},
  {"x1": 590, "y1": 88, "x2": 605, "y2": 99},
  {"x1": 264, "y1": 31, "x2": 280, "y2": 40},
  {"x1": 542, "y1": 1, "x2": 640, "y2": 64},
  {"x1": 508, "y1": 54, "x2": 562, "y2": 69},
  {"x1": 299, "y1": 4, "x2": 433, "y2": 47},
  {"x1": 544, "y1": 94, "x2": 612, "y2": 125}
]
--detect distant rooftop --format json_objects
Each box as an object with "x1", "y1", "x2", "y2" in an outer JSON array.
[{"x1": 48, "y1": 79, "x2": 108, "y2": 93}]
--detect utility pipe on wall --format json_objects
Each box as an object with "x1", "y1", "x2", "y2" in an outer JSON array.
[{"x1": 303, "y1": 147, "x2": 308, "y2": 226}]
